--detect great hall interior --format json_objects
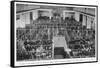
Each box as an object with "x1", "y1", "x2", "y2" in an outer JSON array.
[{"x1": 16, "y1": 4, "x2": 96, "y2": 61}]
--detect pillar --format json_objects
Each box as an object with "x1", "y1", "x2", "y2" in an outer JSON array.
[
  {"x1": 87, "y1": 16, "x2": 91, "y2": 29},
  {"x1": 75, "y1": 12, "x2": 80, "y2": 22},
  {"x1": 32, "y1": 10, "x2": 38, "y2": 20},
  {"x1": 82, "y1": 15, "x2": 86, "y2": 26}
]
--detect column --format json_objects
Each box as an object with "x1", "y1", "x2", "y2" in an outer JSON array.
[
  {"x1": 87, "y1": 16, "x2": 91, "y2": 29},
  {"x1": 75, "y1": 12, "x2": 80, "y2": 22},
  {"x1": 82, "y1": 15, "x2": 86, "y2": 26},
  {"x1": 32, "y1": 10, "x2": 38, "y2": 20},
  {"x1": 25, "y1": 12, "x2": 30, "y2": 24}
]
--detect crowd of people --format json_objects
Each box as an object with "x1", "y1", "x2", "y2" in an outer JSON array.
[
  {"x1": 16, "y1": 25, "x2": 53, "y2": 61},
  {"x1": 65, "y1": 18, "x2": 95, "y2": 58},
  {"x1": 16, "y1": 15, "x2": 95, "y2": 60}
]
